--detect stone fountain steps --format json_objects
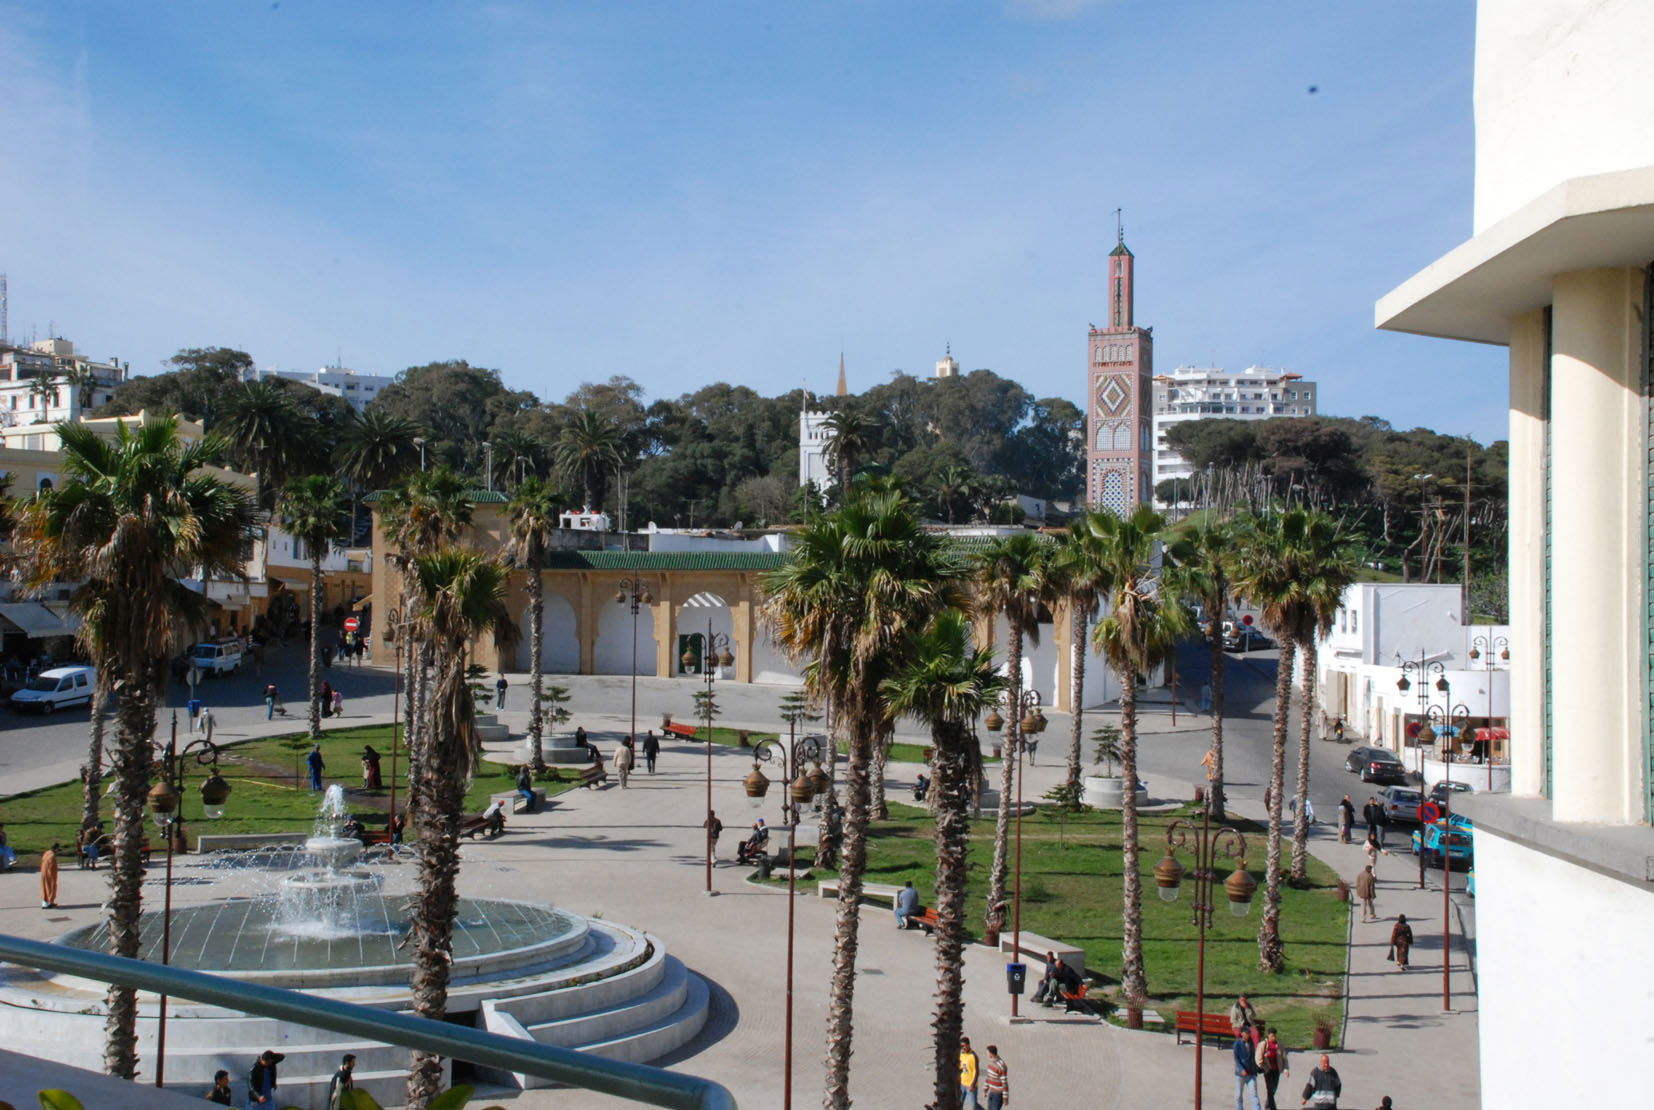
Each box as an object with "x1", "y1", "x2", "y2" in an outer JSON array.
[{"x1": 473, "y1": 713, "x2": 511, "y2": 743}]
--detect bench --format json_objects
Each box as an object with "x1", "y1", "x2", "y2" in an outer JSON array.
[
  {"x1": 492, "y1": 789, "x2": 546, "y2": 815},
  {"x1": 461, "y1": 811, "x2": 505, "y2": 839},
  {"x1": 1174, "y1": 1010, "x2": 1236, "y2": 1045},
  {"x1": 818, "y1": 879, "x2": 902, "y2": 905},
  {"x1": 1000, "y1": 930, "x2": 1087, "y2": 980},
  {"x1": 360, "y1": 829, "x2": 396, "y2": 847},
  {"x1": 1062, "y1": 982, "x2": 1104, "y2": 1017},
  {"x1": 576, "y1": 765, "x2": 608, "y2": 790},
  {"x1": 908, "y1": 907, "x2": 941, "y2": 935},
  {"x1": 662, "y1": 722, "x2": 700, "y2": 740}
]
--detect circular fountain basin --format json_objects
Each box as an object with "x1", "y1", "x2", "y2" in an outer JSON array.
[{"x1": 58, "y1": 896, "x2": 585, "y2": 989}]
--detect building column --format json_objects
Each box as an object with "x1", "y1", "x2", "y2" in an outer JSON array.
[
  {"x1": 733, "y1": 579, "x2": 755, "y2": 684},
  {"x1": 1506, "y1": 310, "x2": 1547, "y2": 798},
  {"x1": 652, "y1": 577, "x2": 676, "y2": 679},
  {"x1": 1052, "y1": 602, "x2": 1074, "y2": 712},
  {"x1": 577, "y1": 574, "x2": 596, "y2": 675},
  {"x1": 1548, "y1": 268, "x2": 1645, "y2": 823}
]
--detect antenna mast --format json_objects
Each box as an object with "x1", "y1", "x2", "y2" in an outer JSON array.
[{"x1": 0, "y1": 273, "x2": 8, "y2": 346}]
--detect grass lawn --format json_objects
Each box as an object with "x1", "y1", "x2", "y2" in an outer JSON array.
[
  {"x1": 803, "y1": 801, "x2": 1347, "y2": 1049},
  {"x1": 0, "y1": 724, "x2": 582, "y2": 862}
]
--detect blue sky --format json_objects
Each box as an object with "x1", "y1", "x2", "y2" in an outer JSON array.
[{"x1": 0, "y1": 1, "x2": 1507, "y2": 442}]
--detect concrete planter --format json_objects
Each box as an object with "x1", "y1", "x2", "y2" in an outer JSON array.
[{"x1": 1083, "y1": 775, "x2": 1146, "y2": 810}]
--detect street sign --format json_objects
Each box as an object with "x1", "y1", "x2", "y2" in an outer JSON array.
[
  {"x1": 343, "y1": 617, "x2": 360, "y2": 633},
  {"x1": 1242, "y1": 614, "x2": 1254, "y2": 626},
  {"x1": 1405, "y1": 721, "x2": 1423, "y2": 740},
  {"x1": 1417, "y1": 802, "x2": 1441, "y2": 824}
]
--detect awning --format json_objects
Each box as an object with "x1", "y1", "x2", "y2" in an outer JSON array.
[
  {"x1": 352, "y1": 594, "x2": 373, "y2": 611},
  {"x1": 1472, "y1": 727, "x2": 1510, "y2": 741},
  {"x1": 266, "y1": 571, "x2": 313, "y2": 591},
  {"x1": 0, "y1": 602, "x2": 74, "y2": 638}
]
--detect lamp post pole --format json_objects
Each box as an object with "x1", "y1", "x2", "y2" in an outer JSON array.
[
  {"x1": 1154, "y1": 768, "x2": 1253, "y2": 1110},
  {"x1": 483, "y1": 440, "x2": 493, "y2": 492},
  {"x1": 987, "y1": 690, "x2": 1046, "y2": 1018},
  {"x1": 614, "y1": 579, "x2": 655, "y2": 750},
  {"x1": 689, "y1": 621, "x2": 733, "y2": 894},
  {"x1": 389, "y1": 637, "x2": 401, "y2": 837},
  {"x1": 1396, "y1": 654, "x2": 1446, "y2": 890},
  {"x1": 1468, "y1": 633, "x2": 1510, "y2": 768},
  {"x1": 1423, "y1": 698, "x2": 1469, "y2": 1013}
]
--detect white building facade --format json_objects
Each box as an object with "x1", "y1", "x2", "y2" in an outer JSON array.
[
  {"x1": 798, "y1": 408, "x2": 832, "y2": 489},
  {"x1": 0, "y1": 338, "x2": 129, "y2": 431},
  {"x1": 249, "y1": 365, "x2": 394, "y2": 412},
  {"x1": 1375, "y1": 1, "x2": 1654, "y2": 1101},
  {"x1": 1151, "y1": 365, "x2": 1317, "y2": 496}
]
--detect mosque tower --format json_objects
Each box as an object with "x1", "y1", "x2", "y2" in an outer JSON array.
[{"x1": 1085, "y1": 214, "x2": 1154, "y2": 511}]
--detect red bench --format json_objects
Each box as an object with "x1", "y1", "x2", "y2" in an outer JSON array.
[
  {"x1": 1174, "y1": 1010, "x2": 1236, "y2": 1045},
  {"x1": 662, "y1": 722, "x2": 700, "y2": 740},
  {"x1": 913, "y1": 908, "x2": 941, "y2": 935}
]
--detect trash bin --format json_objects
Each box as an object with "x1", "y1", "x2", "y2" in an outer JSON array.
[
  {"x1": 756, "y1": 854, "x2": 774, "y2": 881},
  {"x1": 186, "y1": 698, "x2": 203, "y2": 719},
  {"x1": 1006, "y1": 962, "x2": 1027, "y2": 995}
]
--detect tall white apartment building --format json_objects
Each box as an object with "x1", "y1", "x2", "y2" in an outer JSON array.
[
  {"x1": 1150, "y1": 365, "x2": 1317, "y2": 495},
  {"x1": 0, "y1": 338, "x2": 129, "y2": 429},
  {"x1": 249, "y1": 364, "x2": 394, "y2": 412}
]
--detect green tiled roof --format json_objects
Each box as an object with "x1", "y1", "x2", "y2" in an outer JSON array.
[
  {"x1": 361, "y1": 489, "x2": 505, "y2": 504},
  {"x1": 542, "y1": 551, "x2": 787, "y2": 571}
]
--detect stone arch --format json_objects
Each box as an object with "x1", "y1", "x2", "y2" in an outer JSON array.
[
  {"x1": 675, "y1": 591, "x2": 735, "y2": 678},
  {"x1": 518, "y1": 591, "x2": 579, "y2": 674},
  {"x1": 595, "y1": 595, "x2": 660, "y2": 675}
]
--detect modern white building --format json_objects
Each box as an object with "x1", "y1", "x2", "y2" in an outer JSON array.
[
  {"x1": 0, "y1": 338, "x2": 129, "y2": 430},
  {"x1": 1150, "y1": 365, "x2": 1317, "y2": 495},
  {"x1": 798, "y1": 408, "x2": 832, "y2": 489},
  {"x1": 248, "y1": 364, "x2": 393, "y2": 412},
  {"x1": 1375, "y1": 0, "x2": 1654, "y2": 1101},
  {"x1": 1317, "y1": 583, "x2": 1511, "y2": 791}
]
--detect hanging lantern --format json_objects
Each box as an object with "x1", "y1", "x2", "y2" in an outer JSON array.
[
  {"x1": 717, "y1": 648, "x2": 735, "y2": 668},
  {"x1": 1153, "y1": 852, "x2": 1185, "y2": 901},
  {"x1": 681, "y1": 648, "x2": 698, "y2": 670},
  {"x1": 1225, "y1": 865, "x2": 1258, "y2": 916},
  {"x1": 806, "y1": 762, "x2": 830, "y2": 796},
  {"x1": 1032, "y1": 709, "x2": 1049, "y2": 733},
  {"x1": 984, "y1": 709, "x2": 1004, "y2": 732},
  {"x1": 613, "y1": 589, "x2": 626, "y2": 603},
  {"x1": 148, "y1": 780, "x2": 180, "y2": 814},
  {"x1": 790, "y1": 770, "x2": 813, "y2": 804},
  {"x1": 199, "y1": 771, "x2": 232, "y2": 819},
  {"x1": 1020, "y1": 709, "x2": 1040, "y2": 734},
  {"x1": 641, "y1": 588, "x2": 654, "y2": 605},
  {"x1": 743, "y1": 764, "x2": 770, "y2": 799}
]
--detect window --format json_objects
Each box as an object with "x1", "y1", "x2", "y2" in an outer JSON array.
[{"x1": 1350, "y1": 611, "x2": 1358, "y2": 634}]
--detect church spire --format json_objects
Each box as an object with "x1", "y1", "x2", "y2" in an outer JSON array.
[{"x1": 836, "y1": 353, "x2": 848, "y2": 397}]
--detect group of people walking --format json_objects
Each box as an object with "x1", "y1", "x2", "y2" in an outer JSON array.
[{"x1": 955, "y1": 1036, "x2": 1009, "y2": 1110}]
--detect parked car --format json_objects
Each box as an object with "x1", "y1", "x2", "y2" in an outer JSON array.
[
  {"x1": 1428, "y1": 779, "x2": 1474, "y2": 808},
  {"x1": 188, "y1": 638, "x2": 243, "y2": 676},
  {"x1": 1223, "y1": 627, "x2": 1272, "y2": 651},
  {"x1": 1376, "y1": 785, "x2": 1425, "y2": 826},
  {"x1": 9, "y1": 665, "x2": 96, "y2": 714},
  {"x1": 1343, "y1": 745, "x2": 1409, "y2": 784},
  {"x1": 1412, "y1": 814, "x2": 1475, "y2": 870}
]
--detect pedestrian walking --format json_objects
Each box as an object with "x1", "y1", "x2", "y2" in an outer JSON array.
[
  {"x1": 642, "y1": 730, "x2": 660, "y2": 773},
  {"x1": 264, "y1": 683, "x2": 278, "y2": 720},
  {"x1": 205, "y1": 1069, "x2": 234, "y2": 1105},
  {"x1": 1229, "y1": 994, "x2": 1259, "y2": 1033},
  {"x1": 1338, "y1": 795, "x2": 1355, "y2": 844},
  {"x1": 361, "y1": 746, "x2": 383, "y2": 790},
  {"x1": 1234, "y1": 1028, "x2": 1264, "y2": 1110},
  {"x1": 1303, "y1": 796, "x2": 1316, "y2": 825},
  {"x1": 307, "y1": 744, "x2": 325, "y2": 792},
  {"x1": 704, "y1": 810, "x2": 722, "y2": 859},
  {"x1": 1388, "y1": 914, "x2": 1414, "y2": 970},
  {"x1": 958, "y1": 1036, "x2": 980, "y2": 1109},
  {"x1": 1301, "y1": 1053, "x2": 1342, "y2": 1108},
  {"x1": 495, "y1": 673, "x2": 508, "y2": 709},
  {"x1": 982, "y1": 1044, "x2": 1009, "y2": 1110},
  {"x1": 0, "y1": 822, "x2": 15, "y2": 871},
  {"x1": 247, "y1": 1049, "x2": 284, "y2": 1107},
  {"x1": 1364, "y1": 828, "x2": 1386, "y2": 878},
  {"x1": 1354, "y1": 865, "x2": 1378, "y2": 922},
  {"x1": 615, "y1": 740, "x2": 635, "y2": 788},
  {"x1": 319, "y1": 680, "x2": 335, "y2": 718},
  {"x1": 1256, "y1": 1026, "x2": 1289, "y2": 1110},
  {"x1": 326, "y1": 1053, "x2": 355, "y2": 1109},
  {"x1": 1363, "y1": 796, "x2": 1386, "y2": 847},
  {"x1": 39, "y1": 842, "x2": 59, "y2": 909},
  {"x1": 1200, "y1": 682, "x2": 1213, "y2": 714},
  {"x1": 331, "y1": 688, "x2": 344, "y2": 718}
]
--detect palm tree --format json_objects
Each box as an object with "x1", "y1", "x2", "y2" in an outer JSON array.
[
  {"x1": 11, "y1": 418, "x2": 255, "y2": 1078},
  {"x1": 490, "y1": 428, "x2": 549, "y2": 489},
  {"x1": 401, "y1": 549, "x2": 515, "y2": 1108},
  {"x1": 1049, "y1": 518, "x2": 1113, "y2": 798},
  {"x1": 881, "y1": 608, "x2": 1004, "y2": 1110},
  {"x1": 336, "y1": 409, "x2": 422, "y2": 492},
  {"x1": 275, "y1": 475, "x2": 353, "y2": 739},
  {"x1": 1165, "y1": 519, "x2": 1237, "y2": 819},
  {"x1": 1090, "y1": 506, "x2": 1192, "y2": 1007},
  {"x1": 553, "y1": 409, "x2": 623, "y2": 509},
  {"x1": 820, "y1": 409, "x2": 879, "y2": 498},
  {"x1": 217, "y1": 379, "x2": 318, "y2": 507},
  {"x1": 504, "y1": 476, "x2": 563, "y2": 770},
  {"x1": 931, "y1": 464, "x2": 978, "y2": 524},
  {"x1": 973, "y1": 532, "x2": 1050, "y2": 944},
  {"x1": 761, "y1": 489, "x2": 963, "y2": 1109}
]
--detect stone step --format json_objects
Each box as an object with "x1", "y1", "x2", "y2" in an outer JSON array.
[
  {"x1": 476, "y1": 723, "x2": 510, "y2": 743},
  {"x1": 521, "y1": 956, "x2": 688, "y2": 1048}
]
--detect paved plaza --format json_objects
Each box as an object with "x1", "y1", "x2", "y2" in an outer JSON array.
[{"x1": 0, "y1": 651, "x2": 1480, "y2": 1107}]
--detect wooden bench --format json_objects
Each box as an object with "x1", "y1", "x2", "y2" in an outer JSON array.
[
  {"x1": 1174, "y1": 1010, "x2": 1236, "y2": 1045},
  {"x1": 818, "y1": 879, "x2": 902, "y2": 905},
  {"x1": 461, "y1": 811, "x2": 505, "y2": 839},
  {"x1": 492, "y1": 788, "x2": 546, "y2": 815},
  {"x1": 576, "y1": 765, "x2": 608, "y2": 790},
  {"x1": 662, "y1": 722, "x2": 700, "y2": 740},
  {"x1": 910, "y1": 907, "x2": 941, "y2": 935},
  {"x1": 1062, "y1": 982, "x2": 1104, "y2": 1017},
  {"x1": 359, "y1": 829, "x2": 396, "y2": 847}
]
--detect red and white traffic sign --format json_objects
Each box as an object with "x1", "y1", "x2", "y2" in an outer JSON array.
[
  {"x1": 1242, "y1": 614, "x2": 1254, "y2": 626},
  {"x1": 343, "y1": 617, "x2": 360, "y2": 633},
  {"x1": 1417, "y1": 802, "x2": 1442, "y2": 824}
]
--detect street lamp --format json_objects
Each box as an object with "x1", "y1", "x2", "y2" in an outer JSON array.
[
  {"x1": 744, "y1": 732, "x2": 828, "y2": 1110},
  {"x1": 1154, "y1": 770, "x2": 1253, "y2": 1110},
  {"x1": 483, "y1": 440, "x2": 494, "y2": 492},
  {"x1": 148, "y1": 717, "x2": 230, "y2": 1087},
  {"x1": 613, "y1": 578, "x2": 655, "y2": 752},
  {"x1": 1422, "y1": 696, "x2": 1469, "y2": 1014},
  {"x1": 1468, "y1": 633, "x2": 1510, "y2": 765},
  {"x1": 983, "y1": 689, "x2": 1047, "y2": 1017},
  {"x1": 686, "y1": 621, "x2": 734, "y2": 894},
  {"x1": 413, "y1": 436, "x2": 427, "y2": 472}
]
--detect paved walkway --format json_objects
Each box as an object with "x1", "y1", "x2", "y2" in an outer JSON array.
[{"x1": 0, "y1": 666, "x2": 1480, "y2": 1107}]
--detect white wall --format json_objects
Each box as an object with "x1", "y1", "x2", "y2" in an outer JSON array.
[
  {"x1": 518, "y1": 593, "x2": 579, "y2": 674},
  {"x1": 594, "y1": 598, "x2": 658, "y2": 675},
  {"x1": 1474, "y1": 830, "x2": 1654, "y2": 1105},
  {"x1": 1473, "y1": 0, "x2": 1654, "y2": 231}
]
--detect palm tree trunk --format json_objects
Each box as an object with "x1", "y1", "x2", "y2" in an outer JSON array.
[
  {"x1": 930, "y1": 718, "x2": 972, "y2": 1110},
  {"x1": 80, "y1": 677, "x2": 109, "y2": 834},
  {"x1": 821, "y1": 707, "x2": 874, "y2": 1110},
  {"x1": 1119, "y1": 671, "x2": 1148, "y2": 1005},
  {"x1": 870, "y1": 730, "x2": 890, "y2": 821},
  {"x1": 984, "y1": 630, "x2": 1023, "y2": 944},
  {"x1": 1065, "y1": 605, "x2": 1088, "y2": 796},
  {"x1": 1208, "y1": 631, "x2": 1228, "y2": 820},
  {"x1": 1290, "y1": 639, "x2": 1318, "y2": 882},
  {"x1": 1258, "y1": 633, "x2": 1296, "y2": 973},
  {"x1": 101, "y1": 684, "x2": 157, "y2": 1079},
  {"x1": 526, "y1": 565, "x2": 545, "y2": 770},
  {"x1": 308, "y1": 552, "x2": 324, "y2": 740},
  {"x1": 405, "y1": 653, "x2": 470, "y2": 1109}
]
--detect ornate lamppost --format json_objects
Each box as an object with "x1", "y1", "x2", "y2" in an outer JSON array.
[
  {"x1": 613, "y1": 578, "x2": 655, "y2": 749},
  {"x1": 744, "y1": 732, "x2": 828, "y2": 1110},
  {"x1": 984, "y1": 689, "x2": 1047, "y2": 1016},
  {"x1": 147, "y1": 718, "x2": 231, "y2": 1087},
  {"x1": 685, "y1": 621, "x2": 734, "y2": 894},
  {"x1": 1422, "y1": 698, "x2": 1469, "y2": 1013},
  {"x1": 1468, "y1": 633, "x2": 1510, "y2": 764},
  {"x1": 1154, "y1": 767, "x2": 1254, "y2": 1110}
]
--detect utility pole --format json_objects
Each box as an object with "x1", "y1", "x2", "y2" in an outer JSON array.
[{"x1": 1462, "y1": 440, "x2": 1473, "y2": 619}]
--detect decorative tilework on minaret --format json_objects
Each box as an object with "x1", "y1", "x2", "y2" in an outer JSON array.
[{"x1": 1086, "y1": 218, "x2": 1154, "y2": 512}]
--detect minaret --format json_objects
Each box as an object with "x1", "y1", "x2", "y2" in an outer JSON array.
[
  {"x1": 835, "y1": 353, "x2": 848, "y2": 397},
  {"x1": 1085, "y1": 212, "x2": 1154, "y2": 511},
  {"x1": 935, "y1": 342, "x2": 959, "y2": 379}
]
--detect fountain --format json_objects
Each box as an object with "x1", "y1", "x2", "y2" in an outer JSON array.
[{"x1": 0, "y1": 787, "x2": 709, "y2": 1107}]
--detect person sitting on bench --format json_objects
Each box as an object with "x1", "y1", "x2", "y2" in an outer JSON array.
[
  {"x1": 515, "y1": 767, "x2": 537, "y2": 813},
  {"x1": 1030, "y1": 951, "x2": 1061, "y2": 1003},
  {"x1": 1040, "y1": 958, "x2": 1083, "y2": 1007},
  {"x1": 912, "y1": 774, "x2": 930, "y2": 803},
  {"x1": 481, "y1": 799, "x2": 506, "y2": 838},
  {"x1": 895, "y1": 880, "x2": 921, "y2": 929},
  {"x1": 736, "y1": 819, "x2": 769, "y2": 863}
]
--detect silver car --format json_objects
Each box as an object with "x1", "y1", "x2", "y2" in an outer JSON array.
[{"x1": 1377, "y1": 785, "x2": 1425, "y2": 826}]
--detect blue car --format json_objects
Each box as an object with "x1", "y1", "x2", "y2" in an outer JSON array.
[{"x1": 1411, "y1": 814, "x2": 1474, "y2": 870}]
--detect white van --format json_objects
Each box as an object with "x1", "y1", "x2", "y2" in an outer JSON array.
[
  {"x1": 9, "y1": 665, "x2": 96, "y2": 713},
  {"x1": 189, "y1": 639, "x2": 243, "y2": 676}
]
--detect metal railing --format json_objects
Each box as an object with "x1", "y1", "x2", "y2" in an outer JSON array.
[{"x1": 0, "y1": 933, "x2": 736, "y2": 1110}]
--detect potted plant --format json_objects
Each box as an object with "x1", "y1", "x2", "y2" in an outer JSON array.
[
  {"x1": 1312, "y1": 1016, "x2": 1335, "y2": 1050},
  {"x1": 1081, "y1": 723, "x2": 1146, "y2": 809}
]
